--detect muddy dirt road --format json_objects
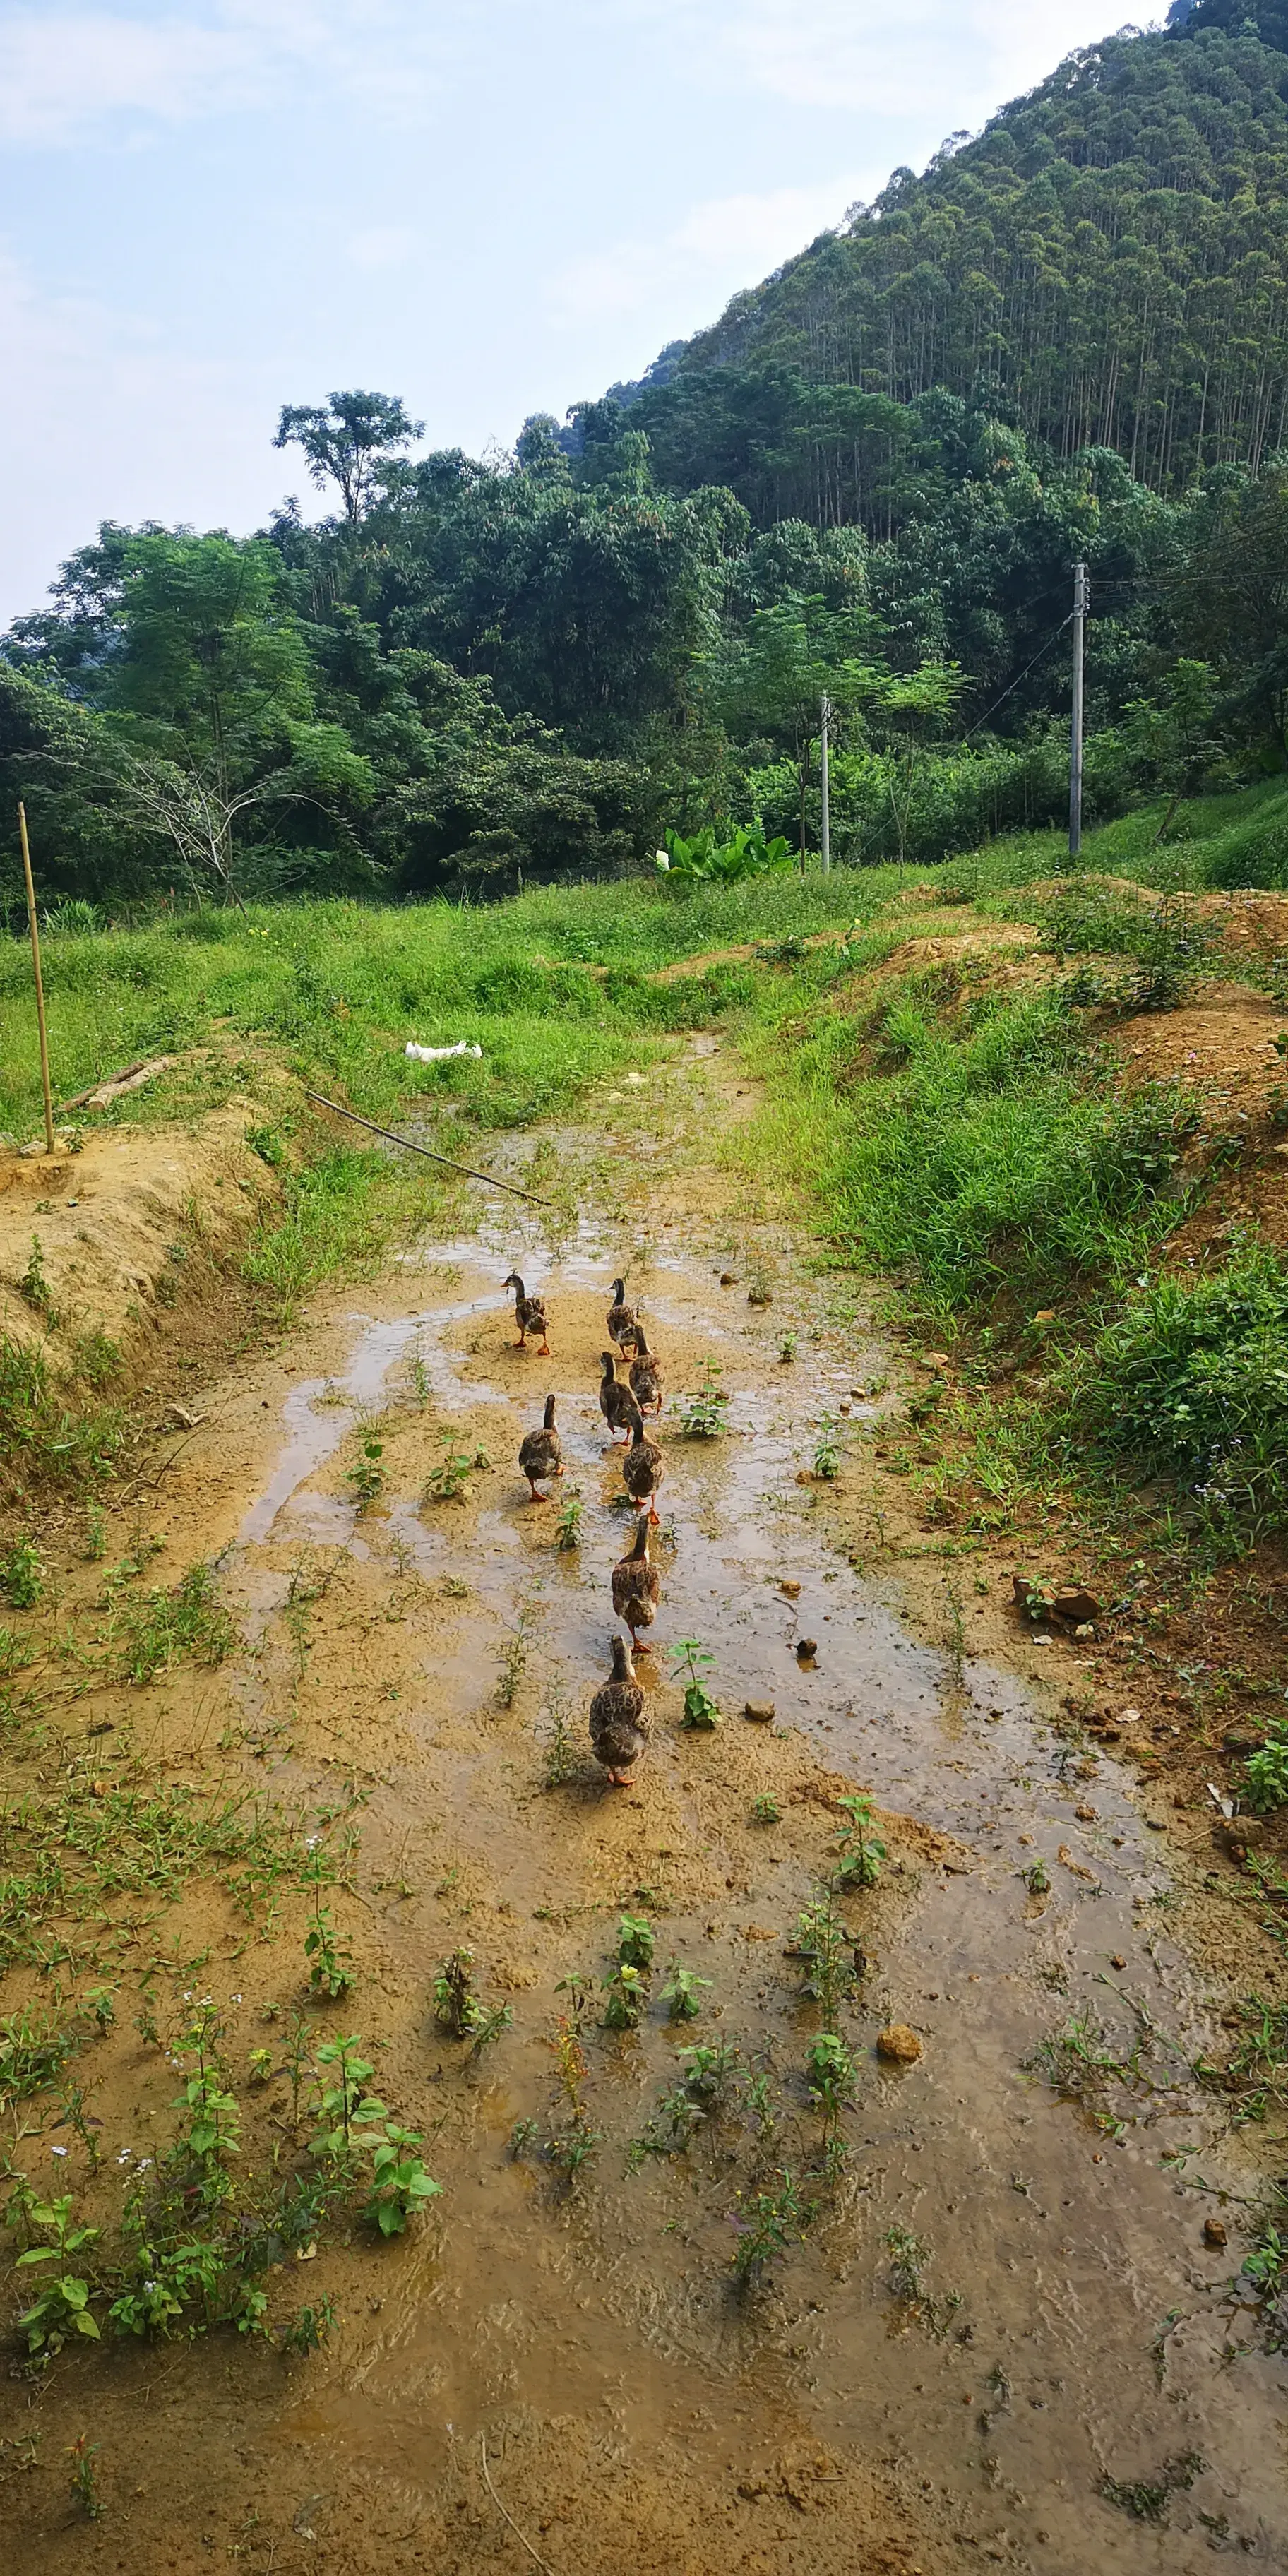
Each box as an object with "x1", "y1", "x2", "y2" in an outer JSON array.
[{"x1": 3, "y1": 1042, "x2": 1285, "y2": 2575}]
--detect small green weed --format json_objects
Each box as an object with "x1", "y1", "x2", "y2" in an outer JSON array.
[
  {"x1": 676, "y1": 1361, "x2": 729, "y2": 1438},
  {"x1": 662, "y1": 1964, "x2": 711, "y2": 2023},
  {"x1": 750, "y1": 1794, "x2": 781, "y2": 1825},
  {"x1": 617, "y1": 1912, "x2": 655, "y2": 1971},
  {"x1": 669, "y1": 1636, "x2": 722, "y2": 1727},
  {"x1": 833, "y1": 1792, "x2": 885, "y2": 1890},
  {"x1": 346, "y1": 1434, "x2": 385, "y2": 1509}
]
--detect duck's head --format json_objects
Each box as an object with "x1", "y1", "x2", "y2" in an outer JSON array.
[
  {"x1": 600, "y1": 1349, "x2": 618, "y2": 1376},
  {"x1": 610, "y1": 1635, "x2": 636, "y2": 1682},
  {"x1": 611, "y1": 1277, "x2": 627, "y2": 1301},
  {"x1": 503, "y1": 1271, "x2": 524, "y2": 1294},
  {"x1": 542, "y1": 1394, "x2": 557, "y2": 1429}
]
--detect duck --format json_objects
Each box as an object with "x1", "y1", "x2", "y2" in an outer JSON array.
[
  {"x1": 607, "y1": 1277, "x2": 639, "y2": 1355},
  {"x1": 628, "y1": 1323, "x2": 663, "y2": 1417},
  {"x1": 518, "y1": 1395, "x2": 562, "y2": 1503},
  {"x1": 589, "y1": 1635, "x2": 648, "y2": 1785},
  {"x1": 611, "y1": 1513, "x2": 660, "y2": 1650},
  {"x1": 503, "y1": 1271, "x2": 551, "y2": 1356},
  {"x1": 621, "y1": 1419, "x2": 664, "y2": 1524},
  {"x1": 599, "y1": 1350, "x2": 643, "y2": 1448}
]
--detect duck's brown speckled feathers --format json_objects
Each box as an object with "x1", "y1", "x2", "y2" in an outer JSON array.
[
  {"x1": 599, "y1": 1352, "x2": 643, "y2": 1446},
  {"x1": 589, "y1": 1636, "x2": 648, "y2": 1782},
  {"x1": 628, "y1": 1324, "x2": 662, "y2": 1417},
  {"x1": 518, "y1": 1395, "x2": 561, "y2": 1501},
  {"x1": 622, "y1": 1421, "x2": 663, "y2": 1522},
  {"x1": 607, "y1": 1277, "x2": 639, "y2": 1354},
  {"x1": 503, "y1": 1272, "x2": 551, "y2": 1355},
  {"x1": 611, "y1": 1513, "x2": 660, "y2": 1646}
]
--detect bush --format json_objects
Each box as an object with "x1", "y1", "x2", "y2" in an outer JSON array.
[{"x1": 1091, "y1": 1246, "x2": 1288, "y2": 1536}]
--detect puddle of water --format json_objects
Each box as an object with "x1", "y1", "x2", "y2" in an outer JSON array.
[{"x1": 232, "y1": 1236, "x2": 1288, "y2": 2572}]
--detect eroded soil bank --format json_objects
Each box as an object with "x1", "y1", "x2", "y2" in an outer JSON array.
[{"x1": 1, "y1": 1041, "x2": 1285, "y2": 2576}]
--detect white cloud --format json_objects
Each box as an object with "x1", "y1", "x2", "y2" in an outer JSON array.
[
  {"x1": 549, "y1": 178, "x2": 862, "y2": 335},
  {"x1": 608, "y1": 0, "x2": 1131, "y2": 124},
  {"x1": 0, "y1": 1, "x2": 444, "y2": 145}
]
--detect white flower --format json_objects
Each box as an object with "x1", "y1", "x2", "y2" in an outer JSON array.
[{"x1": 655, "y1": 852, "x2": 670, "y2": 871}]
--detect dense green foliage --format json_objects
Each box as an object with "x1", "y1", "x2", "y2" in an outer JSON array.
[{"x1": 9, "y1": 20, "x2": 1288, "y2": 905}]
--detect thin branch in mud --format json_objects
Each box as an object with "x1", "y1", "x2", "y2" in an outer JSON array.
[{"x1": 479, "y1": 2434, "x2": 559, "y2": 2576}]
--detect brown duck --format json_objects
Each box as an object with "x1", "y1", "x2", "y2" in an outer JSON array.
[
  {"x1": 599, "y1": 1351, "x2": 643, "y2": 1447},
  {"x1": 612, "y1": 1513, "x2": 660, "y2": 1650},
  {"x1": 621, "y1": 1419, "x2": 663, "y2": 1524},
  {"x1": 503, "y1": 1271, "x2": 551, "y2": 1356},
  {"x1": 589, "y1": 1636, "x2": 648, "y2": 1785},
  {"x1": 607, "y1": 1277, "x2": 639, "y2": 1355},
  {"x1": 518, "y1": 1395, "x2": 561, "y2": 1503},
  {"x1": 628, "y1": 1323, "x2": 663, "y2": 1417}
]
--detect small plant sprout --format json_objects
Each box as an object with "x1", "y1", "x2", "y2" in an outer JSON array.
[
  {"x1": 750, "y1": 1793, "x2": 781, "y2": 1827},
  {"x1": 1024, "y1": 1859, "x2": 1051, "y2": 1897},
  {"x1": 15, "y1": 2198, "x2": 102, "y2": 2356},
  {"x1": 246, "y1": 2047, "x2": 275, "y2": 2086},
  {"x1": 617, "y1": 1912, "x2": 655, "y2": 1971},
  {"x1": 67, "y1": 2435, "x2": 102, "y2": 2521},
  {"x1": 662, "y1": 1963, "x2": 712, "y2": 2024},
  {"x1": 541, "y1": 1683, "x2": 576, "y2": 1787},
  {"x1": 731, "y1": 2171, "x2": 809, "y2": 2294},
  {"x1": 425, "y1": 1431, "x2": 491, "y2": 1504},
  {"x1": 813, "y1": 1415, "x2": 842, "y2": 1479},
  {"x1": 792, "y1": 1885, "x2": 854, "y2": 2025},
  {"x1": 778, "y1": 1331, "x2": 798, "y2": 1364},
  {"x1": 554, "y1": 1482, "x2": 583, "y2": 1551},
  {"x1": 834, "y1": 1792, "x2": 886, "y2": 1890},
  {"x1": 20, "y1": 1234, "x2": 54, "y2": 1317},
  {"x1": 279, "y1": 2295, "x2": 337, "y2": 2356},
  {"x1": 677, "y1": 1359, "x2": 729, "y2": 1439},
  {"x1": 678, "y1": 2040, "x2": 739, "y2": 2104},
  {"x1": 304, "y1": 1871, "x2": 354, "y2": 2000},
  {"x1": 508, "y1": 2116, "x2": 539, "y2": 2159},
  {"x1": 84, "y1": 1505, "x2": 107, "y2": 1562},
  {"x1": 347, "y1": 1433, "x2": 386, "y2": 1509},
  {"x1": 669, "y1": 1637, "x2": 722, "y2": 1727},
  {"x1": 467, "y1": 2002, "x2": 513, "y2": 2058},
  {"x1": 434, "y1": 1948, "x2": 481, "y2": 2039},
  {"x1": 0, "y1": 1537, "x2": 42, "y2": 1610},
  {"x1": 1246, "y1": 1727, "x2": 1288, "y2": 1814},
  {"x1": 308, "y1": 2035, "x2": 384, "y2": 2172},
  {"x1": 806, "y1": 2030, "x2": 856, "y2": 2146},
  {"x1": 602, "y1": 1965, "x2": 645, "y2": 2031},
  {"x1": 362, "y1": 2123, "x2": 441, "y2": 2236}
]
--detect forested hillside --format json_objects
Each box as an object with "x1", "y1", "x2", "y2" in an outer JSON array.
[
  {"x1": 628, "y1": 15, "x2": 1288, "y2": 509},
  {"x1": 6, "y1": 13, "x2": 1288, "y2": 910}
]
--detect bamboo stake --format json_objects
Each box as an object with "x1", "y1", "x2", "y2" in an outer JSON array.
[
  {"x1": 18, "y1": 804, "x2": 55, "y2": 1155},
  {"x1": 303, "y1": 1089, "x2": 555, "y2": 1207}
]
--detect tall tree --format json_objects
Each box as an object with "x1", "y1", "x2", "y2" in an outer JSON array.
[{"x1": 274, "y1": 390, "x2": 424, "y2": 525}]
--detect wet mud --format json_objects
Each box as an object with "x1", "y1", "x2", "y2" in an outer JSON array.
[{"x1": 3, "y1": 1049, "x2": 1286, "y2": 2576}]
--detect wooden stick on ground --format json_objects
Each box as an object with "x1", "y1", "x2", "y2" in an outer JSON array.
[
  {"x1": 17, "y1": 804, "x2": 55, "y2": 1155},
  {"x1": 304, "y1": 1088, "x2": 554, "y2": 1208},
  {"x1": 479, "y1": 2435, "x2": 557, "y2": 2576}
]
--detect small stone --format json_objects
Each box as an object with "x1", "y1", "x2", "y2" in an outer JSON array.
[
  {"x1": 1203, "y1": 2216, "x2": 1227, "y2": 2249},
  {"x1": 876, "y1": 2023, "x2": 923, "y2": 2063},
  {"x1": 1109, "y1": 1954, "x2": 1126, "y2": 1969},
  {"x1": 19, "y1": 1138, "x2": 48, "y2": 1157},
  {"x1": 1073, "y1": 1803, "x2": 1097, "y2": 1822},
  {"x1": 1119, "y1": 1707, "x2": 1142, "y2": 1725},
  {"x1": 744, "y1": 1700, "x2": 776, "y2": 1724},
  {"x1": 1032, "y1": 1308, "x2": 1056, "y2": 1324},
  {"x1": 1052, "y1": 1585, "x2": 1102, "y2": 1624},
  {"x1": 1073, "y1": 1622, "x2": 1095, "y2": 1640},
  {"x1": 924, "y1": 1351, "x2": 952, "y2": 1370},
  {"x1": 796, "y1": 1638, "x2": 818, "y2": 1662},
  {"x1": 779, "y1": 1580, "x2": 801, "y2": 1599},
  {"x1": 720, "y1": 1272, "x2": 737, "y2": 1287}
]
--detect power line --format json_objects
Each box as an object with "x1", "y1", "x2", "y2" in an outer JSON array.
[{"x1": 962, "y1": 614, "x2": 1071, "y2": 739}]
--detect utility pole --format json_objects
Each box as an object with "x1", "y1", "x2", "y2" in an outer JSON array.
[
  {"x1": 1068, "y1": 561, "x2": 1087, "y2": 861},
  {"x1": 820, "y1": 691, "x2": 831, "y2": 876},
  {"x1": 18, "y1": 804, "x2": 55, "y2": 1156}
]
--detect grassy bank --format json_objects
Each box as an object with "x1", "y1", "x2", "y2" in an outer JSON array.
[{"x1": 5, "y1": 783, "x2": 1288, "y2": 1557}]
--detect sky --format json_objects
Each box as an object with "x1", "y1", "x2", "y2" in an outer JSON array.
[{"x1": 0, "y1": 0, "x2": 1138, "y2": 621}]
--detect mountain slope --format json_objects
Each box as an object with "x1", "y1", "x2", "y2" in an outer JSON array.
[{"x1": 624, "y1": 24, "x2": 1288, "y2": 513}]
